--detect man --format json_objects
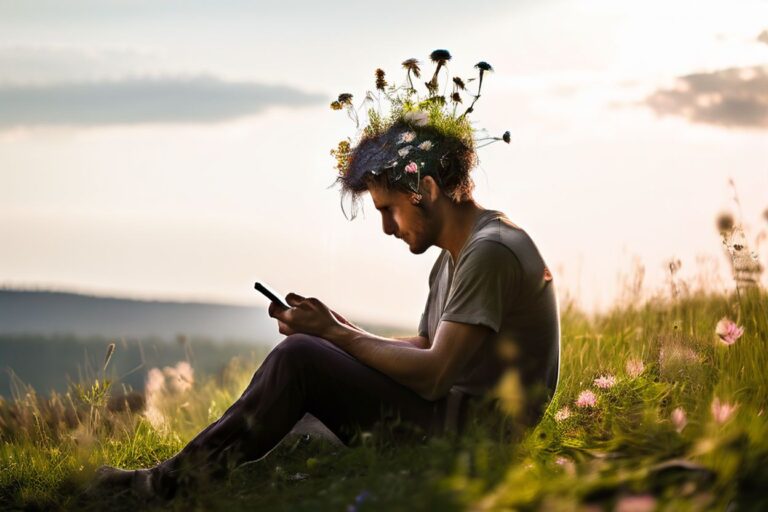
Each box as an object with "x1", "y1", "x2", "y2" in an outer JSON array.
[{"x1": 94, "y1": 52, "x2": 560, "y2": 500}]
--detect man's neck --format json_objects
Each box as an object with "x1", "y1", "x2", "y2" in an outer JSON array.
[{"x1": 435, "y1": 200, "x2": 486, "y2": 264}]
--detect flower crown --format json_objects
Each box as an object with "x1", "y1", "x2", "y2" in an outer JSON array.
[{"x1": 330, "y1": 49, "x2": 510, "y2": 198}]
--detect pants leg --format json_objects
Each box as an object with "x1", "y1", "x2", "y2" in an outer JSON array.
[{"x1": 153, "y1": 334, "x2": 446, "y2": 491}]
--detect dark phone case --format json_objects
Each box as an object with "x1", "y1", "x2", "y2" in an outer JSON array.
[{"x1": 254, "y1": 282, "x2": 291, "y2": 309}]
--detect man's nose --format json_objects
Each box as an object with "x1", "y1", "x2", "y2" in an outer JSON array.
[{"x1": 382, "y1": 217, "x2": 397, "y2": 236}]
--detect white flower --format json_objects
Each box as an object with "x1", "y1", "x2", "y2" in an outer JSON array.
[
  {"x1": 403, "y1": 111, "x2": 429, "y2": 127},
  {"x1": 398, "y1": 145, "x2": 413, "y2": 157},
  {"x1": 417, "y1": 140, "x2": 433, "y2": 151},
  {"x1": 398, "y1": 131, "x2": 416, "y2": 144}
]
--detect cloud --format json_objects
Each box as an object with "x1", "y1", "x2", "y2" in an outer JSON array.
[
  {"x1": 644, "y1": 66, "x2": 768, "y2": 129},
  {"x1": 759, "y1": 30, "x2": 768, "y2": 46},
  {"x1": 0, "y1": 74, "x2": 326, "y2": 128}
]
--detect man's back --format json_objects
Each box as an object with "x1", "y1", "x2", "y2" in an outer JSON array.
[{"x1": 418, "y1": 209, "x2": 561, "y2": 419}]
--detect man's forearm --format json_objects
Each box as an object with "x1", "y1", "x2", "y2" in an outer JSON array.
[{"x1": 322, "y1": 323, "x2": 440, "y2": 400}]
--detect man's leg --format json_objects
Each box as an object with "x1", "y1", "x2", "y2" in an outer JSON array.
[{"x1": 151, "y1": 333, "x2": 445, "y2": 495}]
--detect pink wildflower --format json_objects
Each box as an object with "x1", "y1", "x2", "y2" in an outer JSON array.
[
  {"x1": 715, "y1": 317, "x2": 744, "y2": 345},
  {"x1": 575, "y1": 390, "x2": 597, "y2": 408},
  {"x1": 671, "y1": 407, "x2": 687, "y2": 433},
  {"x1": 626, "y1": 358, "x2": 645, "y2": 378},
  {"x1": 593, "y1": 375, "x2": 616, "y2": 389},
  {"x1": 404, "y1": 161, "x2": 419, "y2": 174},
  {"x1": 615, "y1": 494, "x2": 657, "y2": 512},
  {"x1": 554, "y1": 406, "x2": 571, "y2": 422},
  {"x1": 711, "y1": 397, "x2": 737, "y2": 424}
]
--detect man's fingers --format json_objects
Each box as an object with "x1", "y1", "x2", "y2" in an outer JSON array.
[{"x1": 285, "y1": 292, "x2": 305, "y2": 307}]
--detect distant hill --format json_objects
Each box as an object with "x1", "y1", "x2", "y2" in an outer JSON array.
[{"x1": 0, "y1": 290, "x2": 279, "y2": 343}]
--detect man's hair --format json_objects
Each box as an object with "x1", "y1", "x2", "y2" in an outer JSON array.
[{"x1": 336, "y1": 123, "x2": 477, "y2": 219}]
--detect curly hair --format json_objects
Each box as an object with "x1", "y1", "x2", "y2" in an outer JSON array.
[{"x1": 335, "y1": 122, "x2": 477, "y2": 220}]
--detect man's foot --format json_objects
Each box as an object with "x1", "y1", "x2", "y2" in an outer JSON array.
[{"x1": 87, "y1": 465, "x2": 160, "y2": 501}]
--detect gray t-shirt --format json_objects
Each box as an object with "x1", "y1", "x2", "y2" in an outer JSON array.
[{"x1": 417, "y1": 209, "x2": 560, "y2": 411}]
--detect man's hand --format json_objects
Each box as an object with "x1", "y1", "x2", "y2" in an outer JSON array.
[{"x1": 267, "y1": 292, "x2": 342, "y2": 338}]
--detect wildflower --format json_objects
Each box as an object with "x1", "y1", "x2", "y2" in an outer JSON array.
[
  {"x1": 403, "y1": 110, "x2": 429, "y2": 127},
  {"x1": 404, "y1": 162, "x2": 419, "y2": 174},
  {"x1": 397, "y1": 145, "x2": 413, "y2": 157},
  {"x1": 711, "y1": 397, "x2": 737, "y2": 423},
  {"x1": 417, "y1": 140, "x2": 433, "y2": 151},
  {"x1": 502, "y1": 130, "x2": 511, "y2": 143},
  {"x1": 575, "y1": 390, "x2": 597, "y2": 408},
  {"x1": 715, "y1": 317, "x2": 743, "y2": 345},
  {"x1": 401, "y1": 58, "x2": 421, "y2": 78},
  {"x1": 426, "y1": 49, "x2": 452, "y2": 95},
  {"x1": 626, "y1": 358, "x2": 645, "y2": 378},
  {"x1": 451, "y1": 92, "x2": 462, "y2": 103},
  {"x1": 453, "y1": 76, "x2": 466, "y2": 90},
  {"x1": 716, "y1": 211, "x2": 735, "y2": 233},
  {"x1": 671, "y1": 407, "x2": 687, "y2": 432},
  {"x1": 593, "y1": 375, "x2": 616, "y2": 389},
  {"x1": 615, "y1": 494, "x2": 657, "y2": 512},
  {"x1": 554, "y1": 406, "x2": 571, "y2": 422},
  {"x1": 374, "y1": 68, "x2": 387, "y2": 91},
  {"x1": 330, "y1": 100, "x2": 342, "y2": 110},
  {"x1": 337, "y1": 93, "x2": 353, "y2": 106},
  {"x1": 398, "y1": 131, "x2": 416, "y2": 144}
]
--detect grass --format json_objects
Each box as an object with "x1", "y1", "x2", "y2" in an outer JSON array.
[{"x1": 0, "y1": 284, "x2": 766, "y2": 511}]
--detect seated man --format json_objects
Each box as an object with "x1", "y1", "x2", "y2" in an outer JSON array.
[{"x1": 94, "y1": 51, "x2": 560, "y2": 500}]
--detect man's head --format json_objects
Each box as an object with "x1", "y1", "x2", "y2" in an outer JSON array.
[{"x1": 335, "y1": 120, "x2": 478, "y2": 227}]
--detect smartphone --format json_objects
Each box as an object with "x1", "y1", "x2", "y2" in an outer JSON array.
[{"x1": 254, "y1": 281, "x2": 292, "y2": 310}]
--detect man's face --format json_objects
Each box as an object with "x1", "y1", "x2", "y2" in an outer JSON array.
[{"x1": 369, "y1": 184, "x2": 436, "y2": 254}]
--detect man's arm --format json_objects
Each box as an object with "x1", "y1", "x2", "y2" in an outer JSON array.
[
  {"x1": 322, "y1": 320, "x2": 491, "y2": 401},
  {"x1": 392, "y1": 335, "x2": 430, "y2": 349}
]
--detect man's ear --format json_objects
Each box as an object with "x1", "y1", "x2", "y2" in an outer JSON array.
[{"x1": 421, "y1": 175, "x2": 441, "y2": 202}]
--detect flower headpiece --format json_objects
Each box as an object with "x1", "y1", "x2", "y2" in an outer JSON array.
[{"x1": 330, "y1": 49, "x2": 509, "y2": 218}]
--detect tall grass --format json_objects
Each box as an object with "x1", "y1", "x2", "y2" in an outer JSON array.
[{"x1": 1, "y1": 276, "x2": 766, "y2": 510}]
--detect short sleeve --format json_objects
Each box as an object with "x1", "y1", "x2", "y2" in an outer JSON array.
[
  {"x1": 417, "y1": 251, "x2": 445, "y2": 339},
  {"x1": 440, "y1": 241, "x2": 521, "y2": 333}
]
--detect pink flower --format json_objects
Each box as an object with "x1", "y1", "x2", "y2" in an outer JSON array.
[
  {"x1": 671, "y1": 407, "x2": 687, "y2": 432},
  {"x1": 615, "y1": 494, "x2": 657, "y2": 512},
  {"x1": 715, "y1": 317, "x2": 744, "y2": 345},
  {"x1": 593, "y1": 375, "x2": 616, "y2": 389},
  {"x1": 575, "y1": 390, "x2": 597, "y2": 408},
  {"x1": 711, "y1": 397, "x2": 737, "y2": 424},
  {"x1": 404, "y1": 161, "x2": 419, "y2": 174},
  {"x1": 554, "y1": 406, "x2": 571, "y2": 422},
  {"x1": 626, "y1": 359, "x2": 645, "y2": 378}
]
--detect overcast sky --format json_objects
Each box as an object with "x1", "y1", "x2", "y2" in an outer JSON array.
[{"x1": 1, "y1": 0, "x2": 767, "y2": 328}]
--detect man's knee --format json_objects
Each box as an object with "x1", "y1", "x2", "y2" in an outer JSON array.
[{"x1": 270, "y1": 334, "x2": 327, "y2": 369}]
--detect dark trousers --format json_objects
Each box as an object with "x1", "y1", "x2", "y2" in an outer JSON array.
[{"x1": 153, "y1": 334, "x2": 457, "y2": 492}]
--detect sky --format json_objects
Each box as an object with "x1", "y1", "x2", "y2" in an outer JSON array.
[{"x1": 1, "y1": 0, "x2": 767, "y2": 328}]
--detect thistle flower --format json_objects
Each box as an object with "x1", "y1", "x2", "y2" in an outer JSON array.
[
  {"x1": 554, "y1": 406, "x2": 571, "y2": 421},
  {"x1": 711, "y1": 397, "x2": 737, "y2": 423},
  {"x1": 404, "y1": 161, "x2": 419, "y2": 174},
  {"x1": 575, "y1": 390, "x2": 597, "y2": 408},
  {"x1": 426, "y1": 49, "x2": 452, "y2": 96},
  {"x1": 375, "y1": 68, "x2": 387, "y2": 91},
  {"x1": 625, "y1": 358, "x2": 645, "y2": 378},
  {"x1": 671, "y1": 407, "x2": 687, "y2": 432},
  {"x1": 716, "y1": 211, "x2": 735, "y2": 233},
  {"x1": 593, "y1": 375, "x2": 616, "y2": 389},
  {"x1": 461, "y1": 60, "x2": 494, "y2": 118},
  {"x1": 715, "y1": 317, "x2": 744, "y2": 345}
]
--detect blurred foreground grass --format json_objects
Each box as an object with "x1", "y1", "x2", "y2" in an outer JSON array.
[{"x1": 1, "y1": 286, "x2": 766, "y2": 511}]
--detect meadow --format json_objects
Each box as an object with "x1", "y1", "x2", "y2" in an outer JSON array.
[{"x1": 1, "y1": 268, "x2": 766, "y2": 510}]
